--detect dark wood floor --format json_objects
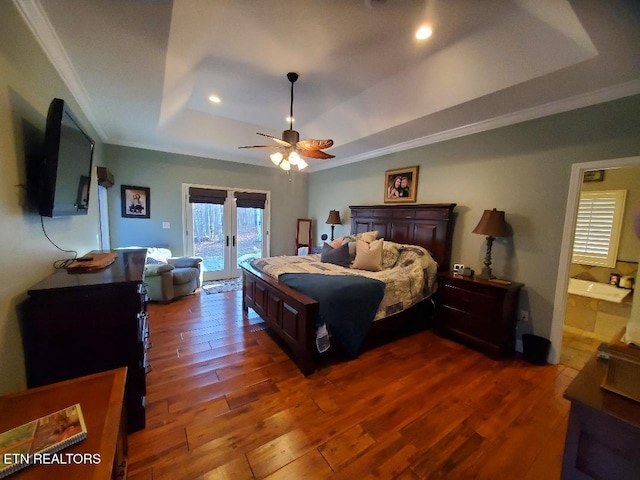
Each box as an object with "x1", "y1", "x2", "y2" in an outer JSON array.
[{"x1": 127, "y1": 289, "x2": 576, "y2": 479}]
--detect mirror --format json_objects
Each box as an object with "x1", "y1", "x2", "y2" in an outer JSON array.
[{"x1": 296, "y1": 218, "x2": 312, "y2": 255}]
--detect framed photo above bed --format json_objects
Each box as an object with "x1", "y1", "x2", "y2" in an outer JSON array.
[{"x1": 384, "y1": 166, "x2": 418, "y2": 203}]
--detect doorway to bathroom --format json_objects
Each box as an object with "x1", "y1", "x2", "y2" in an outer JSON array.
[{"x1": 552, "y1": 157, "x2": 640, "y2": 369}]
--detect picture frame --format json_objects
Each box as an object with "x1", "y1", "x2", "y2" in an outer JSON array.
[
  {"x1": 121, "y1": 185, "x2": 150, "y2": 218},
  {"x1": 384, "y1": 166, "x2": 419, "y2": 203},
  {"x1": 583, "y1": 170, "x2": 605, "y2": 182}
]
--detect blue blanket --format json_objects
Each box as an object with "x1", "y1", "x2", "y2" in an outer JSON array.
[{"x1": 278, "y1": 273, "x2": 385, "y2": 357}]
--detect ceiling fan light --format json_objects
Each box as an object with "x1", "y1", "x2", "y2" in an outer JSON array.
[
  {"x1": 289, "y1": 151, "x2": 300, "y2": 165},
  {"x1": 416, "y1": 24, "x2": 433, "y2": 40},
  {"x1": 270, "y1": 152, "x2": 283, "y2": 165},
  {"x1": 297, "y1": 158, "x2": 308, "y2": 170},
  {"x1": 280, "y1": 159, "x2": 291, "y2": 171}
]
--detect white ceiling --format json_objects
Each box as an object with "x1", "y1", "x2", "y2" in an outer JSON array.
[{"x1": 15, "y1": 0, "x2": 640, "y2": 172}]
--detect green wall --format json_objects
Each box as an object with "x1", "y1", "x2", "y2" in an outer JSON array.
[
  {"x1": 0, "y1": 0, "x2": 308, "y2": 395},
  {"x1": 309, "y1": 96, "x2": 640, "y2": 350},
  {"x1": 2, "y1": 0, "x2": 640, "y2": 395},
  {"x1": 104, "y1": 145, "x2": 309, "y2": 256},
  {"x1": 0, "y1": 2, "x2": 103, "y2": 393}
]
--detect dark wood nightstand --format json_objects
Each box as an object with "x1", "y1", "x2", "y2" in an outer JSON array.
[{"x1": 435, "y1": 272, "x2": 524, "y2": 359}]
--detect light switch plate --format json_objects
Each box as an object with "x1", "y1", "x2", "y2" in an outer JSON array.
[{"x1": 162, "y1": 222, "x2": 170, "y2": 229}]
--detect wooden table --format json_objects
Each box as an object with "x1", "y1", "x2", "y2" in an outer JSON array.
[
  {"x1": 562, "y1": 354, "x2": 640, "y2": 479},
  {"x1": 0, "y1": 368, "x2": 127, "y2": 480}
]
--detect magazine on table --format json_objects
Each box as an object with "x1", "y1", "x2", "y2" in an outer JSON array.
[{"x1": 0, "y1": 404, "x2": 87, "y2": 478}]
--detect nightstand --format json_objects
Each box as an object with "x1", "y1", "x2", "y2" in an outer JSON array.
[{"x1": 435, "y1": 272, "x2": 524, "y2": 359}]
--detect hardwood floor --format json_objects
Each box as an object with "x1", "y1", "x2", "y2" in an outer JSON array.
[{"x1": 127, "y1": 289, "x2": 576, "y2": 479}]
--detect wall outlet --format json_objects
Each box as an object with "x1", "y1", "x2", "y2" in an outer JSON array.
[
  {"x1": 162, "y1": 222, "x2": 170, "y2": 229},
  {"x1": 519, "y1": 310, "x2": 529, "y2": 322}
]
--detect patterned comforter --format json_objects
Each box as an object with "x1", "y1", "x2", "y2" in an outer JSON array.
[{"x1": 249, "y1": 242, "x2": 438, "y2": 321}]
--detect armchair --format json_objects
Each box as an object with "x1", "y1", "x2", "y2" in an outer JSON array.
[{"x1": 143, "y1": 248, "x2": 203, "y2": 302}]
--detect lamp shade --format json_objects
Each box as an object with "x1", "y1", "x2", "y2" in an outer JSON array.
[
  {"x1": 325, "y1": 210, "x2": 342, "y2": 225},
  {"x1": 472, "y1": 208, "x2": 509, "y2": 238}
]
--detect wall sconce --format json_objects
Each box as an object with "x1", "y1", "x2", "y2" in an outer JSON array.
[{"x1": 472, "y1": 208, "x2": 509, "y2": 279}]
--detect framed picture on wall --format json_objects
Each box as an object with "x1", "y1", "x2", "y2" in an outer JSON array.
[
  {"x1": 121, "y1": 185, "x2": 150, "y2": 218},
  {"x1": 384, "y1": 166, "x2": 419, "y2": 203}
]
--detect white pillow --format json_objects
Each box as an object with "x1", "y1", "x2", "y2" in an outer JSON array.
[{"x1": 351, "y1": 238, "x2": 383, "y2": 271}]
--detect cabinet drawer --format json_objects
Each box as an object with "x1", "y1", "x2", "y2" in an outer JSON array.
[
  {"x1": 439, "y1": 305, "x2": 499, "y2": 343},
  {"x1": 439, "y1": 283, "x2": 502, "y2": 317}
]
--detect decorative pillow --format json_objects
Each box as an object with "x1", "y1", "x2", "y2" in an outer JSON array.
[
  {"x1": 330, "y1": 237, "x2": 344, "y2": 249},
  {"x1": 351, "y1": 238, "x2": 383, "y2": 271},
  {"x1": 343, "y1": 231, "x2": 379, "y2": 244},
  {"x1": 146, "y1": 257, "x2": 166, "y2": 265},
  {"x1": 320, "y1": 242, "x2": 351, "y2": 267},
  {"x1": 381, "y1": 241, "x2": 401, "y2": 269},
  {"x1": 342, "y1": 231, "x2": 379, "y2": 262}
]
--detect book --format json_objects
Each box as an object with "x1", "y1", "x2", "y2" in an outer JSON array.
[{"x1": 0, "y1": 404, "x2": 87, "y2": 478}]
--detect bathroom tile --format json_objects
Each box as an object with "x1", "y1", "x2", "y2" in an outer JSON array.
[
  {"x1": 594, "y1": 312, "x2": 628, "y2": 339},
  {"x1": 560, "y1": 326, "x2": 602, "y2": 370},
  {"x1": 598, "y1": 298, "x2": 632, "y2": 317},
  {"x1": 565, "y1": 296, "x2": 597, "y2": 332}
]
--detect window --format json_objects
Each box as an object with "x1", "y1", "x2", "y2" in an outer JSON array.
[{"x1": 572, "y1": 190, "x2": 626, "y2": 267}]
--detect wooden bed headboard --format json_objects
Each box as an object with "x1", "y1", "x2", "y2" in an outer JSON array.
[{"x1": 350, "y1": 204, "x2": 456, "y2": 271}]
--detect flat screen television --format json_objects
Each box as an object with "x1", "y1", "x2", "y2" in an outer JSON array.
[{"x1": 39, "y1": 98, "x2": 95, "y2": 217}]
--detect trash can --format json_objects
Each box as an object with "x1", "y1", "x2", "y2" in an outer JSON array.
[{"x1": 522, "y1": 334, "x2": 551, "y2": 365}]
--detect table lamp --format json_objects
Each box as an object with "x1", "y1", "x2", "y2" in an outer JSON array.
[
  {"x1": 472, "y1": 208, "x2": 509, "y2": 279},
  {"x1": 325, "y1": 210, "x2": 342, "y2": 241}
]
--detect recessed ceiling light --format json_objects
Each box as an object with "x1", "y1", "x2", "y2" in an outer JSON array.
[
  {"x1": 416, "y1": 25, "x2": 433, "y2": 40},
  {"x1": 208, "y1": 95, "x2": 221, "y2": 104}
]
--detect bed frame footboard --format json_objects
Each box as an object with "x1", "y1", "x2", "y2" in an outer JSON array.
[{"x1": 242, "y1": 263, "x2": 319, "y2": 375}]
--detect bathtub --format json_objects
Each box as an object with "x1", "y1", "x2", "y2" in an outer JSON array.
[{"x1": 568, "y1": 278, "x2": 632, "y2": 303}]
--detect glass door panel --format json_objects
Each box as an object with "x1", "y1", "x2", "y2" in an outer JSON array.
[
  {"x1": 192, "y1": 202, "x2": 229, "y2": 281},
  {"x1": 185, "y1": 185, "x2": 269, "y2": 282},
  {"x1": 234, "y1": 206, "x2": 264, "y2": 276}
]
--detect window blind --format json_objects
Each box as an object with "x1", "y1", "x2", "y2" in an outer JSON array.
[
  {"x1": 188, "y1": 187, "x2": 227, "y2": 205},
  {"x1": 572, "y1": 190, "x2": 626, "y2": 267},
  {"x1": 234, "y1": 192, "x2": 267, "y2": 209}
]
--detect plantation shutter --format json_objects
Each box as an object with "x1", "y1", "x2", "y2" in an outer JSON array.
[{"x1": 572, "y1": 190, "x2": 626, "y2": 267}]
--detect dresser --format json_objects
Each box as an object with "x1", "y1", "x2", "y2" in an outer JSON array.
[
  {"x1": 435, "y1": 272, "x2": 523, "y2": 359},
  {"x1": 21, "y1": 249, "x2": 149, "y2": 432},
  {"x1": 563, "y1": 353, "x2": 640, "y2": 479},
  {"x1": 0, "y1": 368, "x2": 127, "y2": 479}
]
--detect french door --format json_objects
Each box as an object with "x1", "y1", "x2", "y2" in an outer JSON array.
[{"x1": 183, "y1": 185, "x2": 270, "y2": 281}]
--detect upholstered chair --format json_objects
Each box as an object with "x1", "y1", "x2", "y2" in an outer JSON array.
[{"x1": 142, "y1": 248, "x2": 203, "y2": 302}]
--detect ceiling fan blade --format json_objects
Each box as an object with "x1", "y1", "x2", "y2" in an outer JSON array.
[
  {"x1": 297, "y1": 139, "x2": 334, "y2": 150},
  {"x1": 298, "y1": 148, "x2": 335, "y2": 159},
  {"x1": 238, "y1": 145, "x2": 282, "y2": 149},
  {"x1": 256, "y1": 132, "x2": 292, "y2": 148}
]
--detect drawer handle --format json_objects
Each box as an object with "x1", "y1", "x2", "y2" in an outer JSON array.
[{"x1": 145, "y1": 364, "x2": 153, "y2": 374}]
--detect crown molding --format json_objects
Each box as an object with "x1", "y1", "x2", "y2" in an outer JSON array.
[
  {"x1": 13, "y1": 0, "x2": 106, "y2": 140},
  {"x1": 308, "y1": 79, "x2": 640, "y2": 172}
]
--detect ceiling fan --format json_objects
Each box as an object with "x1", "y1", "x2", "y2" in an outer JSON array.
[{"x1": 239, "y1": 72, "x2": 335, "y2": 171}]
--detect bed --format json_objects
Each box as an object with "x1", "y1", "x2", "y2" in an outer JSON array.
[{"x1": 241, "y1": 203, "x2": 456, "y2": 375}]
